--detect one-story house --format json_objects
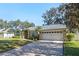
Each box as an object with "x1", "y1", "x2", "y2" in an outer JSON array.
[
  {"x1": 23, "y1": 24, "x2": 67, "y2": 41},
  {"x1": 0, "y1": 28, "x2": 15, "y2": 38}
]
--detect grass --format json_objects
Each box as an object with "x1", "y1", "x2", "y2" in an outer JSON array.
[
  {"x1": 64, "y1": 41, "x2": 79, "y2": 56},
  {"x1": 0, "y1": 37, "x2": 31, "y2": 53}
]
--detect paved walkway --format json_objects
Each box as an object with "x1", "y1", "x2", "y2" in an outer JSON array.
[{"x1": 0, "y1": 40, "x2": 63, "y2": 56}]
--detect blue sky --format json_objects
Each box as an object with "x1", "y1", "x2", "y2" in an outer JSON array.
[{"x1": 0, "y1": 3, "x2": 61, "y2": 26}]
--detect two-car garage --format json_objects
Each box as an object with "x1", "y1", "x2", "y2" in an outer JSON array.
[
  {"x1": 39, "y1": 24, "x2": 66, "y2": 41},
  {"x1": 39, "y1": 30, "x2": 64, "y2": 41}
]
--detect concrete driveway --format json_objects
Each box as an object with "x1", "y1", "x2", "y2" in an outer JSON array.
[{"x1": 0, "y1": 39, "x2": 63, "y2": 56}]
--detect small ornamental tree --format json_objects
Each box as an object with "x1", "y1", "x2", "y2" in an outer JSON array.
[
  {"x1": 35, "y1": 26, "x2": 42, "y2": 40},
  {"x1": 66, "y1": 33, "x2": 75, "y2": 41}
]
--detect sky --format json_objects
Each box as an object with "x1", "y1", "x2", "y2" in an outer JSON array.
[{"x1": 0, "y1": 3, "x2": 61, "y2": 26}]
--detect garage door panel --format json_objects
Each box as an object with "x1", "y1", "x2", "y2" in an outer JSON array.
[{"x1": 39, "y1": 32, "x2": 63, "y2": 41}]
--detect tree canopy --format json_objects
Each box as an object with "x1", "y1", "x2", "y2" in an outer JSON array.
[
  {"x1": 42, "y1": 6, "x2": 65, "y2": 25},
  {"x1": 0, "y1": 19, "x2": 35, "y2": 30},
  {"x1": 42, "y1": 3, "x2": 79, "y2": 32}
]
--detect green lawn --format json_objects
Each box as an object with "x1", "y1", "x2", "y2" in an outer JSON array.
[
  {"x1": 0, "y1": 37, "x2": 31, "y2": 53},
  {"x1": 64, "y1": 41, "x2": 79, "y2": 56}
]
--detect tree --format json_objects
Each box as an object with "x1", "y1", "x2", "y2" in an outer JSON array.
[
  {"x1": 30, "y1": 23, "x2": 35, "y2": 27},
  {"x1": 42, "y1": 7, "x2": 64, "y2": 25},
  {"x1": 0, "y1": 19, "x2": 35, "y2": 38},
  {"x1": 30, "y1": 26, "x2": 42, "y2": 40},
  {"x1": 35, "y1": 26, "x2": 42, "y2": 40},
  {"x1": 42, "y1": 8, "x2": 56, "y2": 25},
  {"x1": 21, "y1": 21, "x2": 35, "y2": 28},
  {"x1": 0, "y1": 19, "x2": 5, "y2": 29},
  {"x1": 7, "y1": 19, "x2": 35, "y2": 29},
  {"x1": 59, "y1": 3, "x2": 79, "y2": 32}
]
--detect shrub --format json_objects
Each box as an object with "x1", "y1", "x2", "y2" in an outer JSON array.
[
  {"x1": 66, "y1": 33, "x2": 75, "y2": 41},
  {"x1": 29, "y1": 36, "x2": 34, "y2": 40},
  {"x1": 29, "y1": 32, "x2": 38, "y2": 40}
]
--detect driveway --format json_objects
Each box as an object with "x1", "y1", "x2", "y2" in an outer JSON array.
[{"x1": 0, "y1": 39, "x2": 63, "y2": 56}]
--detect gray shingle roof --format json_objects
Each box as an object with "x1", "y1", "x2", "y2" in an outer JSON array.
[
  {"x1": 27, "y1": 27, "x2": 36, "y2": 30},
  {"x1": 27, "y1": 24, "x2": 66, "y2": 31},
  {"x1": 42, "y1": 24, "x2": 66, "y2": 30}
]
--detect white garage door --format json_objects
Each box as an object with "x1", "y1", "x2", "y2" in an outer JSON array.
[{"x1": 39, "y1": 32, "x2": 63, "y2": 41}]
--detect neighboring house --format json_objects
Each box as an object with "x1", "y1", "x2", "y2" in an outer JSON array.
[
  {"x1": 3, "y1": 28, "x2": 15, "y2": 38},
  {"x1": 0, "y1": 28, "x2": 15, "y2": 38},
  {"x1": 24, "y1": 24, "x2": 67, "y2": 41},
  {"x1": 0, "y1": 28, "x2": 5, "y2": 37},
  {"x1": 0, "y1": 28, "x2": 5, "y2": 32},
  {"x1": 4, "y1": 33, "x2": 14, "y2": 38}
]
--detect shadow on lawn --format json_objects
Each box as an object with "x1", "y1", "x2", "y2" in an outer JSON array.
[
  {"x1": 64, "y1": 47, "x2": 79, "y2": 56},
  {"x1": 0, "y1": 40, "x2": 31, "y2": 53}
]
